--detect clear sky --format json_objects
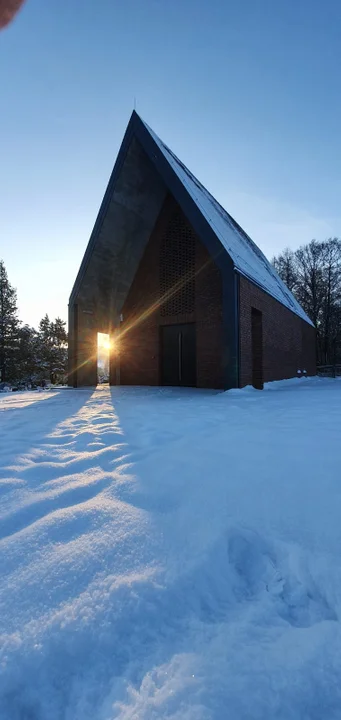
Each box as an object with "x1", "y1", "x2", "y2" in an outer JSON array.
[{"x1": 1, "y1": 0, "x2": 341, "y2": 327}]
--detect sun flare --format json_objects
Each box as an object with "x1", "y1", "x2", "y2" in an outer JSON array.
[{"x1": 97, "y1": 333, "x2": 112, "y2": 351}]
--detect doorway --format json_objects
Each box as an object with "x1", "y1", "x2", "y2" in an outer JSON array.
[
  {"x1": 251, "y1": 308, "x2": 263, "y2": 389},
  {"x1": 161, "y1": 323, "x2": 196, "y2": 386},
  {"x1": 97, "y1": 333, "x2": 110, "y2": 384}
]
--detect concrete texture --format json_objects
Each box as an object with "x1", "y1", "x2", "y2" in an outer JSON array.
[{"x1": 69, "y1": 138, "x2": 166, "y2": 386}]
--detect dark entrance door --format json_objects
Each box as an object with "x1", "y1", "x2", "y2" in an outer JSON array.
[
  {"x1": 251, "y1": 308, "x2": 263, "y2": 389},
  {"x1": 161, "y1": 323, "x2": 196, "y2": 386}
]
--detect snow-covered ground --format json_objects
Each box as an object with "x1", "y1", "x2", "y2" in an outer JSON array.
[{"x1": 1, "y1": 379, "x2": 341, "y2": 719}]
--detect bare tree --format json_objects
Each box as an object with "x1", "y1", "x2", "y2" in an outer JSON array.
[
  {"x1": 272, "y1": 247, "x2": 297, "y2": 292},
  {"x1": 273, "y1": 238, "x2": 341, "y2": 366}
]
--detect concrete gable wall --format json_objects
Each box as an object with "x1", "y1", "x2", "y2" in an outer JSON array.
[{"x1": 69, "y1": 138, "x2": 166, "y2": 386}]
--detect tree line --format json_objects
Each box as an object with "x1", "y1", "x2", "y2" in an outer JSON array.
[
  {"x1": 273, "y1": 238, "x2": 341, "y2": 366},
  {"x1": 2, "y1": 236, "x2": 341, "y2": 384},
  {"x1": 0, "y1": 260, "x2": 68, "y2": 386}
]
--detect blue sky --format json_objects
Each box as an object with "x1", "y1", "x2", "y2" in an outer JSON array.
[{"x1": 1, "y1": 0, "x2": 341, "y2": 327}]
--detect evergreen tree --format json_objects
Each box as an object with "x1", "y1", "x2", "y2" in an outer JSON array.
[
  {"x1": 36, "y1": 314, "x2": 68, "y2": 382},
  {"x1": 0, "y1": 260, "x2": 20, "y2": 382},
  {"x1": 50, "y1": 317, "x2": 68, "y2": 381},
  {"x1": 36, "y1": 314, "x2": 52, "y2": 379},
  {"x1": 0, "y1": 261, "x2": 68, "y2": 386},
  {"x1": 16, "y1": 325, "x2": 39, "y2": 382}
]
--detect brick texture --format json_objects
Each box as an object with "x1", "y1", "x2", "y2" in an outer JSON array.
[
  {"x1": 119, "y1": 194, "x2": 224, "y2": 388},
  {"x1": 239, "y1": 275, "x2": 316, "y2": 387}
]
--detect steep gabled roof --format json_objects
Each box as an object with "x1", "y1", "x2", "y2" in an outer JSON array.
[
  {"x1": 70, "y1": 111, "x2": 312, "y2": 327},
  {"x1": 141, "y1": 120, "x2": 313, "y2": 326}
]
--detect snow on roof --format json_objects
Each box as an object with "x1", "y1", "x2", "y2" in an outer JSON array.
[{"x1": 142, "y1": 119, "x2": 313, "y2": 326}]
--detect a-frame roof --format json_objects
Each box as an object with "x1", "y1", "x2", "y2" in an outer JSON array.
[{"x1": 70, "y1": 111, "x2": 312, "y2": 326}]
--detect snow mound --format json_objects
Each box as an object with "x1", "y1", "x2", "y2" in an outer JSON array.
[{"x1": 1, "y1": 381, "x2": 341, "y2": 719}]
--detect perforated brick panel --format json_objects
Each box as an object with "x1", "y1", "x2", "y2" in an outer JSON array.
[
  {"x1": 160, "y1": 208, "x2": 195, "y2": 316},
  {"x1": 120, "y1": 194, "x2": 224, "y2": 388}
]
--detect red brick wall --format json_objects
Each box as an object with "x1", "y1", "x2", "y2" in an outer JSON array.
[
  {"x1": 239, "y1": 275, "x2": 316, "y2": 387},
  {"x1": 196, "y1": 234, "x2": 224, "y2": 388},
  {"x1": 119, "y1": 195, "x2": 224, "y2": 388}
]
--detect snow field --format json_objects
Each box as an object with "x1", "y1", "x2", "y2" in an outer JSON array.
[{"x1": 1, "y1": 379, "x2": 341, "y2": 719}]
